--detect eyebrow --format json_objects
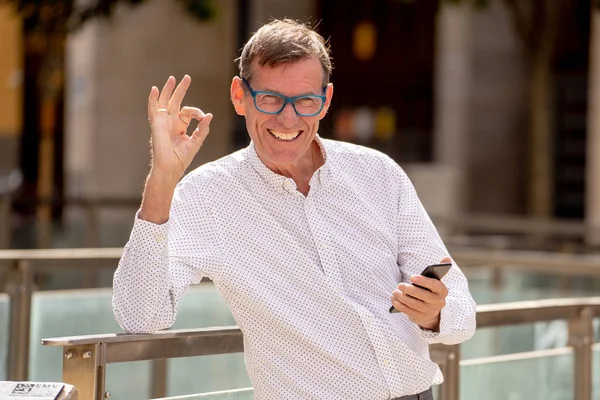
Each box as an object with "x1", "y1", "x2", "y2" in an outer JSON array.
[{"x1": 260, "y1": 87, "x2": 323, "y2": 96}]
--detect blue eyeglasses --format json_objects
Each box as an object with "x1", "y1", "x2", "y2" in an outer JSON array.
[{"x1": 242, "y1": 78, "x2": 327, "y2": 117}]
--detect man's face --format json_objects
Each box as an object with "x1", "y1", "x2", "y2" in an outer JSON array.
[{"x1": 231, "y1": 57, "x2": 333, "y2": 171}]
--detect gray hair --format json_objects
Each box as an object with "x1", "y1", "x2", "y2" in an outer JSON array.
[{"x1": 236, "y1": 19, "x2": 333, "y2": 86}]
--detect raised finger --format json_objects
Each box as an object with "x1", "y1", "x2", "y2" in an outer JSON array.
[
  {"x1": 179, "y1": 106, "x2": 205, "y2": 126},
  {"x1": 410, "y1": 275, "x2": 447, "y2": 295},
  {"x1": 398, "y1": 283, "x2": 435, "y2": 303},
  {"x1": 393, "y1": 289, "x2": 428, "y2": 313},
  {"x1": 158, "y1": 76, "x2": 176, "y2": 110},
  {"x1": 168, "y1": 75, "x2": 191, "y2": 114},
  {"x1": 147, "y1": 86, "x2": 159, "y2": 119},
  {"x1": 390, "y1": 296, "x2": 407, "y2": 313},
  {"x1": 191, "y1": 113, "x2": 213, "y2": 146}
]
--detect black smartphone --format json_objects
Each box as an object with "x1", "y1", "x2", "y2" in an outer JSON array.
[
  {"x1": 418, "y1": 262, "x2": 452, "y2": 283},
  {"x1": 389, "y1": 262, "x2": 452, "y2": 313}
]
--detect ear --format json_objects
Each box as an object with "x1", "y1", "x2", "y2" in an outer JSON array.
[
  {"x1": 318, "y1": 83, "x2": 334, "y2": 119},
  {"x1": 231, "y1": 77, "x2": 247, "y2": 115}
]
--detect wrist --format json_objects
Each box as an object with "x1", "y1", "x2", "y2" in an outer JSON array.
[
  {"x1": 147, "y1": 168, "x2": 181, "y2": 189},
  {"x1": 139, "y1": 171, "x2": 179, "y2": 224},
  {"x1": 419, "y1": 314, "x2": 440, "y2": 332}
]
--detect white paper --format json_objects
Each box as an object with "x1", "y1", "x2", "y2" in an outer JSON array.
[{"x1": 0, "y1": 382, "x2": 64, "y2": 400}]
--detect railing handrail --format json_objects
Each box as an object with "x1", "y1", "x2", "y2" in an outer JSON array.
[
  {"x1": 476, "y1": 297, "x2": 600, "y2": 326},
  {"x1": 42, "y1": 326, "x2": 242, "y2": 346},
  {"x1": 0, "y1": 169, "x2": 22, "y2": 196},
  {"x1": 3, "y1": 246, "x2": 600, "y2": 267},
  {"x1": 434, "y1": 213, "x2": 590, "y2": 237},
  {"x1": 41, "y1": 297, "x2": 600, "y2": 349},
  {"x1": 39, "y1": 297, "x2": 600, "y2": 400},
  {"x1": 0, "y1": 247, "x2": 123, "y2": 262},
  {"x1": 5, "y1": 246, "x2": 600, "y2": 384}
]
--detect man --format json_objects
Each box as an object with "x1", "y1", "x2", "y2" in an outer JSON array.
[{"x1": 113, "y1": 19, "x2": 476, "y2": 400}]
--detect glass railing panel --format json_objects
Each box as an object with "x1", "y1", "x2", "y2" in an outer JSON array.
[
  {"x1": 166, "y1": 284, "x2": 250, "y2": 397},
  {"x1": 463, "y1": 267, "x2": 600, "y2": 360},
  {"x1": 28, "y1": 288, "x2": 151, "y2": 399},
  {"x1": 12, "y1": 211, "x2": 134, "y2": 249},
  {"x1": 34, "y1": 263, "x2": 118, "y2": 291},
  {"x1": 28, "y1": 283, "x2": 243, "y2": 398},
  {"x1": 460, "y1": 348, "x2": 574, "y2": 399},
  {"x1": 465, "y1": 267, "x2": 600, "y2": 305},
  {"x1": 155, "y1": 387, "x2": 254, "y2": 400},
  {"x1": 165, "y1": 354, "x2": 250, "y2": 398},
  {"x1": 594, "y1": 344, "x2": 600, "y2": 399},
  {"x1": 0, "y1": 293, "x2": 9, "y2": 380},
  {"x1": 463, "y1": 316, "x2": 599, "y2": 361}
]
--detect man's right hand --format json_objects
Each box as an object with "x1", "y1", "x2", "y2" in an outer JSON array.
[
  {"x1": 140, "y1": 75, "x2": 213, "y2": 224},
  {"x1": 149, "y1": 75, "x2": 213, "y2": 180}
]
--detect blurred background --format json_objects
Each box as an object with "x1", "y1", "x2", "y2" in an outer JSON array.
[
  {"x1": 0, "y1": 0, "x2": 598, "y2": 251},
  {"x1": 0, "y1": 0, "x2": 600, "y2": 399}
]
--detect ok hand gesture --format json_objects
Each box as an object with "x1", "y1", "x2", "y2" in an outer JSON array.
[{"x1": 148, "y1": 75, "x2": 213, "y2": 180}]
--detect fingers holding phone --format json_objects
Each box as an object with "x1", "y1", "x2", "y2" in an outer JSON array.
[{"x1": 389, "y1": 258, "x2": 452, "y2": 331}]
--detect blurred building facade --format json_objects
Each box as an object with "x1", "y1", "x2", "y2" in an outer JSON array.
[
  {"x1": 2, "y1": 0, "x2": 600, "y2": 246},
  {"x1": 0, "y1": 4, "x2": 21, "y2": 173}
]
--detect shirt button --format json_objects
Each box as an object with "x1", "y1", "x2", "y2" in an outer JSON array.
[
  {"x1": 383, "y1": 359, "x2": 390, "y2": 366},
  {"x1": 155, "y1": 233, "x2": 165, "y2": 243}
]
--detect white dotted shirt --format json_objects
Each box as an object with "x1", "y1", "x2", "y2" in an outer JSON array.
[{"x1": 112, "y1": 137, "x2": 476, "y2": 400}]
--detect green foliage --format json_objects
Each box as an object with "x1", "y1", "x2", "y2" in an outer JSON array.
[
  {"x1": 0, "y1": 0, "x2": 215, "y2": 33},
  {"x1": 182, "y1": 0, "x2": 216, "y2": 20},
  {"x1": 398, "y1": 0, "x2": 489, "y2": 8}
]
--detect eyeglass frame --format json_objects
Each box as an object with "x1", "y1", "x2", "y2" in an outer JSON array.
[{"x1": 241, "y1": 77, "x2": 327, "y2": 117}]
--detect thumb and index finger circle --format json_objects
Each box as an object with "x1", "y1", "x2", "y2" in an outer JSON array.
[
  {"x1": 179, "y1": 107, "x2": 205, "y2": 126},
  {"x1": 191, "y1": 113, "x2": 213, "y2": 146}
]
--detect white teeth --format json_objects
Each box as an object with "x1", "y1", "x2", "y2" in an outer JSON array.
[{"x1": 269, "y1": 130, "x2": 301, "y2": 141}]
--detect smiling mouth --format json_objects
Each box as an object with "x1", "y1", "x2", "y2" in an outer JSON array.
[{"x1": 268, "y1": 129, "x2": 303, "y2": 141}]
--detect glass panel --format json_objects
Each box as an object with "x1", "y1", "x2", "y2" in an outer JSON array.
[
  {"x1": 461, "y1": 320, "x2": 579, "y2": 360},
  {"x1": 0, "y1": 293, "x2": 9, "y2": 380},
  {"x1": 29, "y1": 284, "x2": 239, "y2": 398},
  {"x1": 167, "y1": 285, "x2": 249, "y2": 396},
  {"x1": 464, "y1": 267, "x2": 600, "y2": 360},
  {"x1": 28, "y1": 288, "x2": 151, "y2": 398},
  {"x1": 167, "y1": 354, "x2": 250, "y2": 397},
  {"x1": 35, "y1": 262, "x2": 118, "y2": 291},
  {"x1": 460, "y1": 350, "x2": 574, "y2": 400},
  {"x1": 156, "y1": 387, "x2": 254, "y2": 400},
  {"x1": 13, "y1": 208, "x2": 135, "y2": 249},
  {"x1": 465, "y1": 268, "x2": 600, "y2": 305},
  {"x1": 594, "y1": 345, "x2": 600, "y2": 399}
]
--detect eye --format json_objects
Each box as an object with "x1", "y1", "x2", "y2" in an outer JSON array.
[
  {"x1": 295, "y1": 97, "x2": 322, "y2": 110},
  {"x1": 256, "y1": 94, "x2": 282, "y2": 104}
]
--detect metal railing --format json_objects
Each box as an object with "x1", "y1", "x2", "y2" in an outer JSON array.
[
  {"x1": 1, "y1": 190, "x2": 597, "y2": 249},
  {"x1": 40, "y1": 297, "x2": 600, "y2": 400},
  {"x1": 3, "y1": 247, "x2": 600, "y2": 393},
  {"x1": 0, "y1": 168, "x2": 22, "y2": 249},
  {"x1": 1, "y1": 248, "x2": 123, "y2": 382}
]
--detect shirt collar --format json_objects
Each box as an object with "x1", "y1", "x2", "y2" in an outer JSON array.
[{"x1": 245, "y1": 135, "x2": 331, "y2": 193}]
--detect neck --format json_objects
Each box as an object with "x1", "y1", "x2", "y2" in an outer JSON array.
[{"x1": 267, "y1": 141, "x2": 324, "y2": 195}]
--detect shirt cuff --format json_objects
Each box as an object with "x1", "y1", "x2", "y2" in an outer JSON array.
[
  {"x1": 419, "y1": 296, "x2": 456, "y2": 344},
  {"x1": 127, "y1": 209, "x2": 170, "y2": 252}
]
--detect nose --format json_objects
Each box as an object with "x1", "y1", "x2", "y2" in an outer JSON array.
[{"x1": 276, "y1": 101, "x2": 298, "y2": 127}]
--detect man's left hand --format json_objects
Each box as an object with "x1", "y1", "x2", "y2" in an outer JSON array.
[{"x1": 390, "y1": 270, "x2": 449, "y2": 331}]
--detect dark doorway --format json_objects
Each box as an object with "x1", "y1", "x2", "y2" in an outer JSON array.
[
  {"x1": 553, "y1": 0, "x2": 591, "y2": 219},
  {"x1": 317, "y1": 0, "x2": 439, "y2": 162}
]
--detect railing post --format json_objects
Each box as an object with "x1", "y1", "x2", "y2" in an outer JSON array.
[
  {"x1": 63, "y1": 343, "x2": 106, "y2": 400},
  {"x1": 151, "y1": 359, "x2": 168, "y2": 398},
  {"x1": 567, "y1": 306, "x2": 594, "y2": 400},
  {"x1": 430, "y1": 344, "x2": 459, "y2": 400},
  {"x1": 0, "y1": 195, "x2": 11, "y2": 249},
  {"x1": 6, "y1": 259, "x2": 33, "y2": 381}
]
